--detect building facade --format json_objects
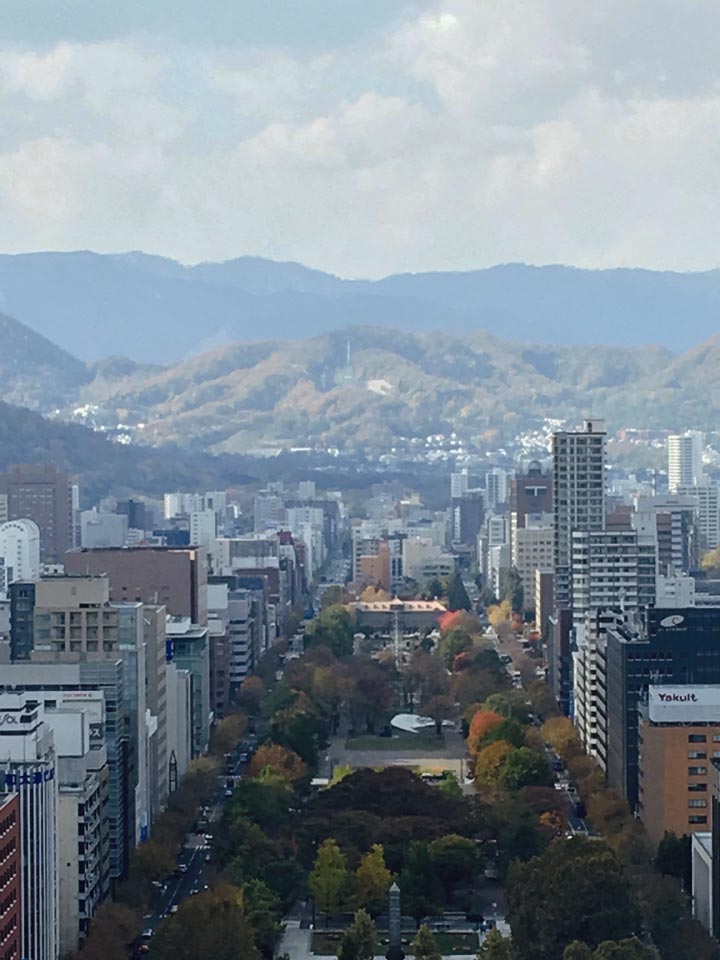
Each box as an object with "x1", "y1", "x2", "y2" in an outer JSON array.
[
  {"x1": 0, "y1": 794, "x2": 20, "y2": 960},
  {"x1": 552, "y1": 420, "x2": 606, "y2": 610},
  {"x1": 0, "y1": 464, "x2": 73, "y2": 564},
  {"x1": 0, "y1": 696, "x2": 58, "y2": 960},
  {"x1": 64, "y1": 547, "x2": 208, "y2": 625}
]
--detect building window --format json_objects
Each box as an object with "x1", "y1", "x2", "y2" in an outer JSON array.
[
  {"x1": 688, "y1": 766, "x2": 708, "y2": 776},
  {"x1": 689, "y1": 734, "x2": 707, "y2": 743},
  {"x1": 689, "y1": 783, "x2": 707, "y2": 792},
  {"x1": 689, "y1": 799, "x2": 708, "y2": 808},
  {"x1": 689, "y1": 815, "x2": 708, "y2": 825},
  {"x1": 688, "y1": 751, "x2": 707, "y2": 759}
]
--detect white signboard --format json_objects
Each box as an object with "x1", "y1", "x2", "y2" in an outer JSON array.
[{"x1": 648, "y1": 685, "x2": 720, "y2": 723}]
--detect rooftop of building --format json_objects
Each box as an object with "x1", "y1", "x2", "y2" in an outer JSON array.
[{"x1": 353, "y1": 598, "x2": 447, "y2": 613}]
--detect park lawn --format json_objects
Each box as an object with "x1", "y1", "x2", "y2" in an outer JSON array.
[
  {"x1": 345, "y1": 733, "x2": 447, "y2": 751},
  {"x1": 433, "y1": 931, "x2": 479, "y2": 953},
  {"x1": 311, "y1": 932, "x2": 342, "y2": 954}
]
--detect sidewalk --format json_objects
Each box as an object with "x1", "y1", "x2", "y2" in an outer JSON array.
[{"x1": 275, "y1": 920, "x2": 313, "y2": 959}]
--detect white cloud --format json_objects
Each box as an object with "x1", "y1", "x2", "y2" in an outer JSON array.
[{"x1": 0, "y1": 1, "x2": 719, "y2": 275}]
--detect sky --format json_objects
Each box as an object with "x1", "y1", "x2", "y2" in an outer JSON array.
[{"x1": 0, "y1": 0, "x2": 719, "y2": 277}]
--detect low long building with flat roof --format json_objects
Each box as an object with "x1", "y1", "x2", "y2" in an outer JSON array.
[{"x1": 353, "y1": 598, "x2": 447, "y2": 633}]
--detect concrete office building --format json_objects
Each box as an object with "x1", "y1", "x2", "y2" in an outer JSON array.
[
  {"x1": 691, "y1": 760, "x2": 720, "y2": 937},
  {"x1": 636, "y1": 495, "x2": 699, "y2": 575},
  {"x1": 165, "y1": 664, "x2": 192, "y2": 792},
  {"x1": 0, "y1": 662, "x2": 130, "y2": 883},
  {"x1": 535, "y1": 568, "x2": 554, "y2": 634},
  {"x1": 166, "y1": 617, "x2": 210, "y2": 757},
  {"x1": 638, "y1": 685, "x2": 720, "y2": 846},
  {"x1": 0, "y1": 464, "x2": 73, "y2": 564},
  {"x1": 451, "y1": 490, "x2": 484, "y2": 555},
  {"x1": 0, "y1": 695, "x2": 58, "y2": 960},
  {"x1": 0, "y1": 793, "x2": 20, "y2": 960},
  {"x1": 510, "y1": 462, "x2": 553, "y2": 553},
  {"x1": 552, "y1": 420, "x2": 607, "y2": 610},
  {"x1": 80, "y1": 510, "x2": 128, "y2": 549},
  {"x1": 668, "y1": 432, "x2": 704, "y2": 493},
  {"x1": 512, "y1": 517, "x2": 553, "y2": 615},
  {"x1": 485, "y1": 468, "x2": 509, "y2": 509},
  {"x1": 143, "y1": 606, "x2": 168, "y2": 816},
  {"x1": 64, "y1": 546, "x2": 208, "y2": 625},
  {"x1": 51, "y1": 703, "x2": 109, "y2": 952},
  {"x1": 0, "y1": 520, "x2": 40, "y2": 595}
]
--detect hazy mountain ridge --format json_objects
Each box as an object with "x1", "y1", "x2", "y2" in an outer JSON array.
[
  {"x1": 2, "y1": 252, "x2": 720, "y2": 361},
  {"x1": 0, "y1": 310, "x2": 91, "y2": 408},
  {"x1": 61, "y1": 326, "x2": 714, "y2": 453}
]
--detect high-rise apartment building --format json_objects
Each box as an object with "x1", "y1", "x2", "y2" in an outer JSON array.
[
  {"x1": 678, "y1": 481, "x2": 720, "y2": 552},
  {"x1": 0, "y1": 464, "x2": 73, "y2": 563},
  {"x1": 552, "y1": 420, "x2": 607, "y2": 610},
  {"x1": 0, "y1": 695, "x2": 58, "y2": 960},
  {"x1": 571, "y1": 526, "x2": 657, "y2": 762},
  {"x1": 0, "y1": 793, "x2": 20, "y2": 960},
  {"x1": 668, "y1": 432, "x2": 704, "y2": 493}
]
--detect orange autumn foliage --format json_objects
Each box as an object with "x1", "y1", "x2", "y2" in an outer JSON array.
[{"x1": 467, "y1": 709, "x2": 503, "y2": 756}]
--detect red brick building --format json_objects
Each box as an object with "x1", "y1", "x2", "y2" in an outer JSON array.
[{"x1": 0, "y1": 794, "x2": 21, "y2": 960}]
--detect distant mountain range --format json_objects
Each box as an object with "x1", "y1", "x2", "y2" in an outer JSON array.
[
  {"x1": 3, "y1": 308, "x2": 719, "y2": 455},
  {"x1": 1, "y1": 251, "x2": 720, "y2": 361}
]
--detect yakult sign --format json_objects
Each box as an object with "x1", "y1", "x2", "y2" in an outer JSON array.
[{"x1": 648, "y1": 685, "x2": 720, "y2": 723}]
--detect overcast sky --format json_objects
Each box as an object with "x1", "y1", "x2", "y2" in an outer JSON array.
[{"x1": 1, "y1": 0, "x2": 719, "y2": 277}]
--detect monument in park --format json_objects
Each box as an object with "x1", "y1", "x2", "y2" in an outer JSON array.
[{"x1": 386, "y1": 882, "x2": 405, "y2": 960}]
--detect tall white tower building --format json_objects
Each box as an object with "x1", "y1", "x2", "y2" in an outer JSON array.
[
  {"x1": 0, "y1": 518, "x2": 41, "y2": 594},
  {"x1": 668, "y1": 432, "x2": 704, "y2": 492}
]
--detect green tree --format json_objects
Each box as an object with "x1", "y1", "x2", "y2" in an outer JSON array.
[
  {"x1": 338, "y1": 909, "x2": 378, "y2": 960},
  {"x1": 426, "y1": 577, "x2": 445, "y2": 599},
  {"x1": 655, "y1": 832, "x2": 691, "y2": 889},
  {"x1": 507, "y1": 837, "x2": 639, "y2": 960},
  {"x1": 498, "y1": 567, "x2": 524, "y2": 614},
  {"x1": 322, "y1": 584, "x2": 347, "y2": 609},
  {"x1": 439, "y1": 627, "x2": 473, "y2": 668},
  {"x1": 309, "y1": 838, "x2": 348, "y2": 917},
  {"x1": 243, "y1": 879, "x2": 282, "y2": 957},
  {"x1": 355, "y1": 844, "x2": 392, "y2": 913},
  {"x1": 477, "y1": 929, "x2": 515, "y2": 959},
  {"x1": 562, "y1": 944, "x2": 593, "y2": 960},
  {"x1": 447, "y1": 572, "x2": 472, "y2": 611},
  {"x1": 429, "y1": 834, "x2": 479, "y2": 894},
  {"x1": 411, "y1": 924, "x2": 442, "y2": 960},
  {"x1": 592, "y1": 939, "x2": 655, "y2": 959},
  {"x1": 500, "y1": 747, "x2": 553, "y2": 791},
  {"x1": 305, "y1": 605, "x2": 355, "y2": 658},
  {"x1": 151, "y1": 887, "x2": 261, "y2": 960},
  {"x1": 209, "y1": 711, "x2": 248, "y2": 756},
  {"x1": 398, "y1": 841, "x2": 444, "y2": 920},
  {"x1": 474, "y1": 740, "x2": 514, "y2": 785}
]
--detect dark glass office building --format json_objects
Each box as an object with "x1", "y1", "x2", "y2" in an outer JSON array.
[{"x1": 604, "y1": 607, "x2": 720, "y2": 808}]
